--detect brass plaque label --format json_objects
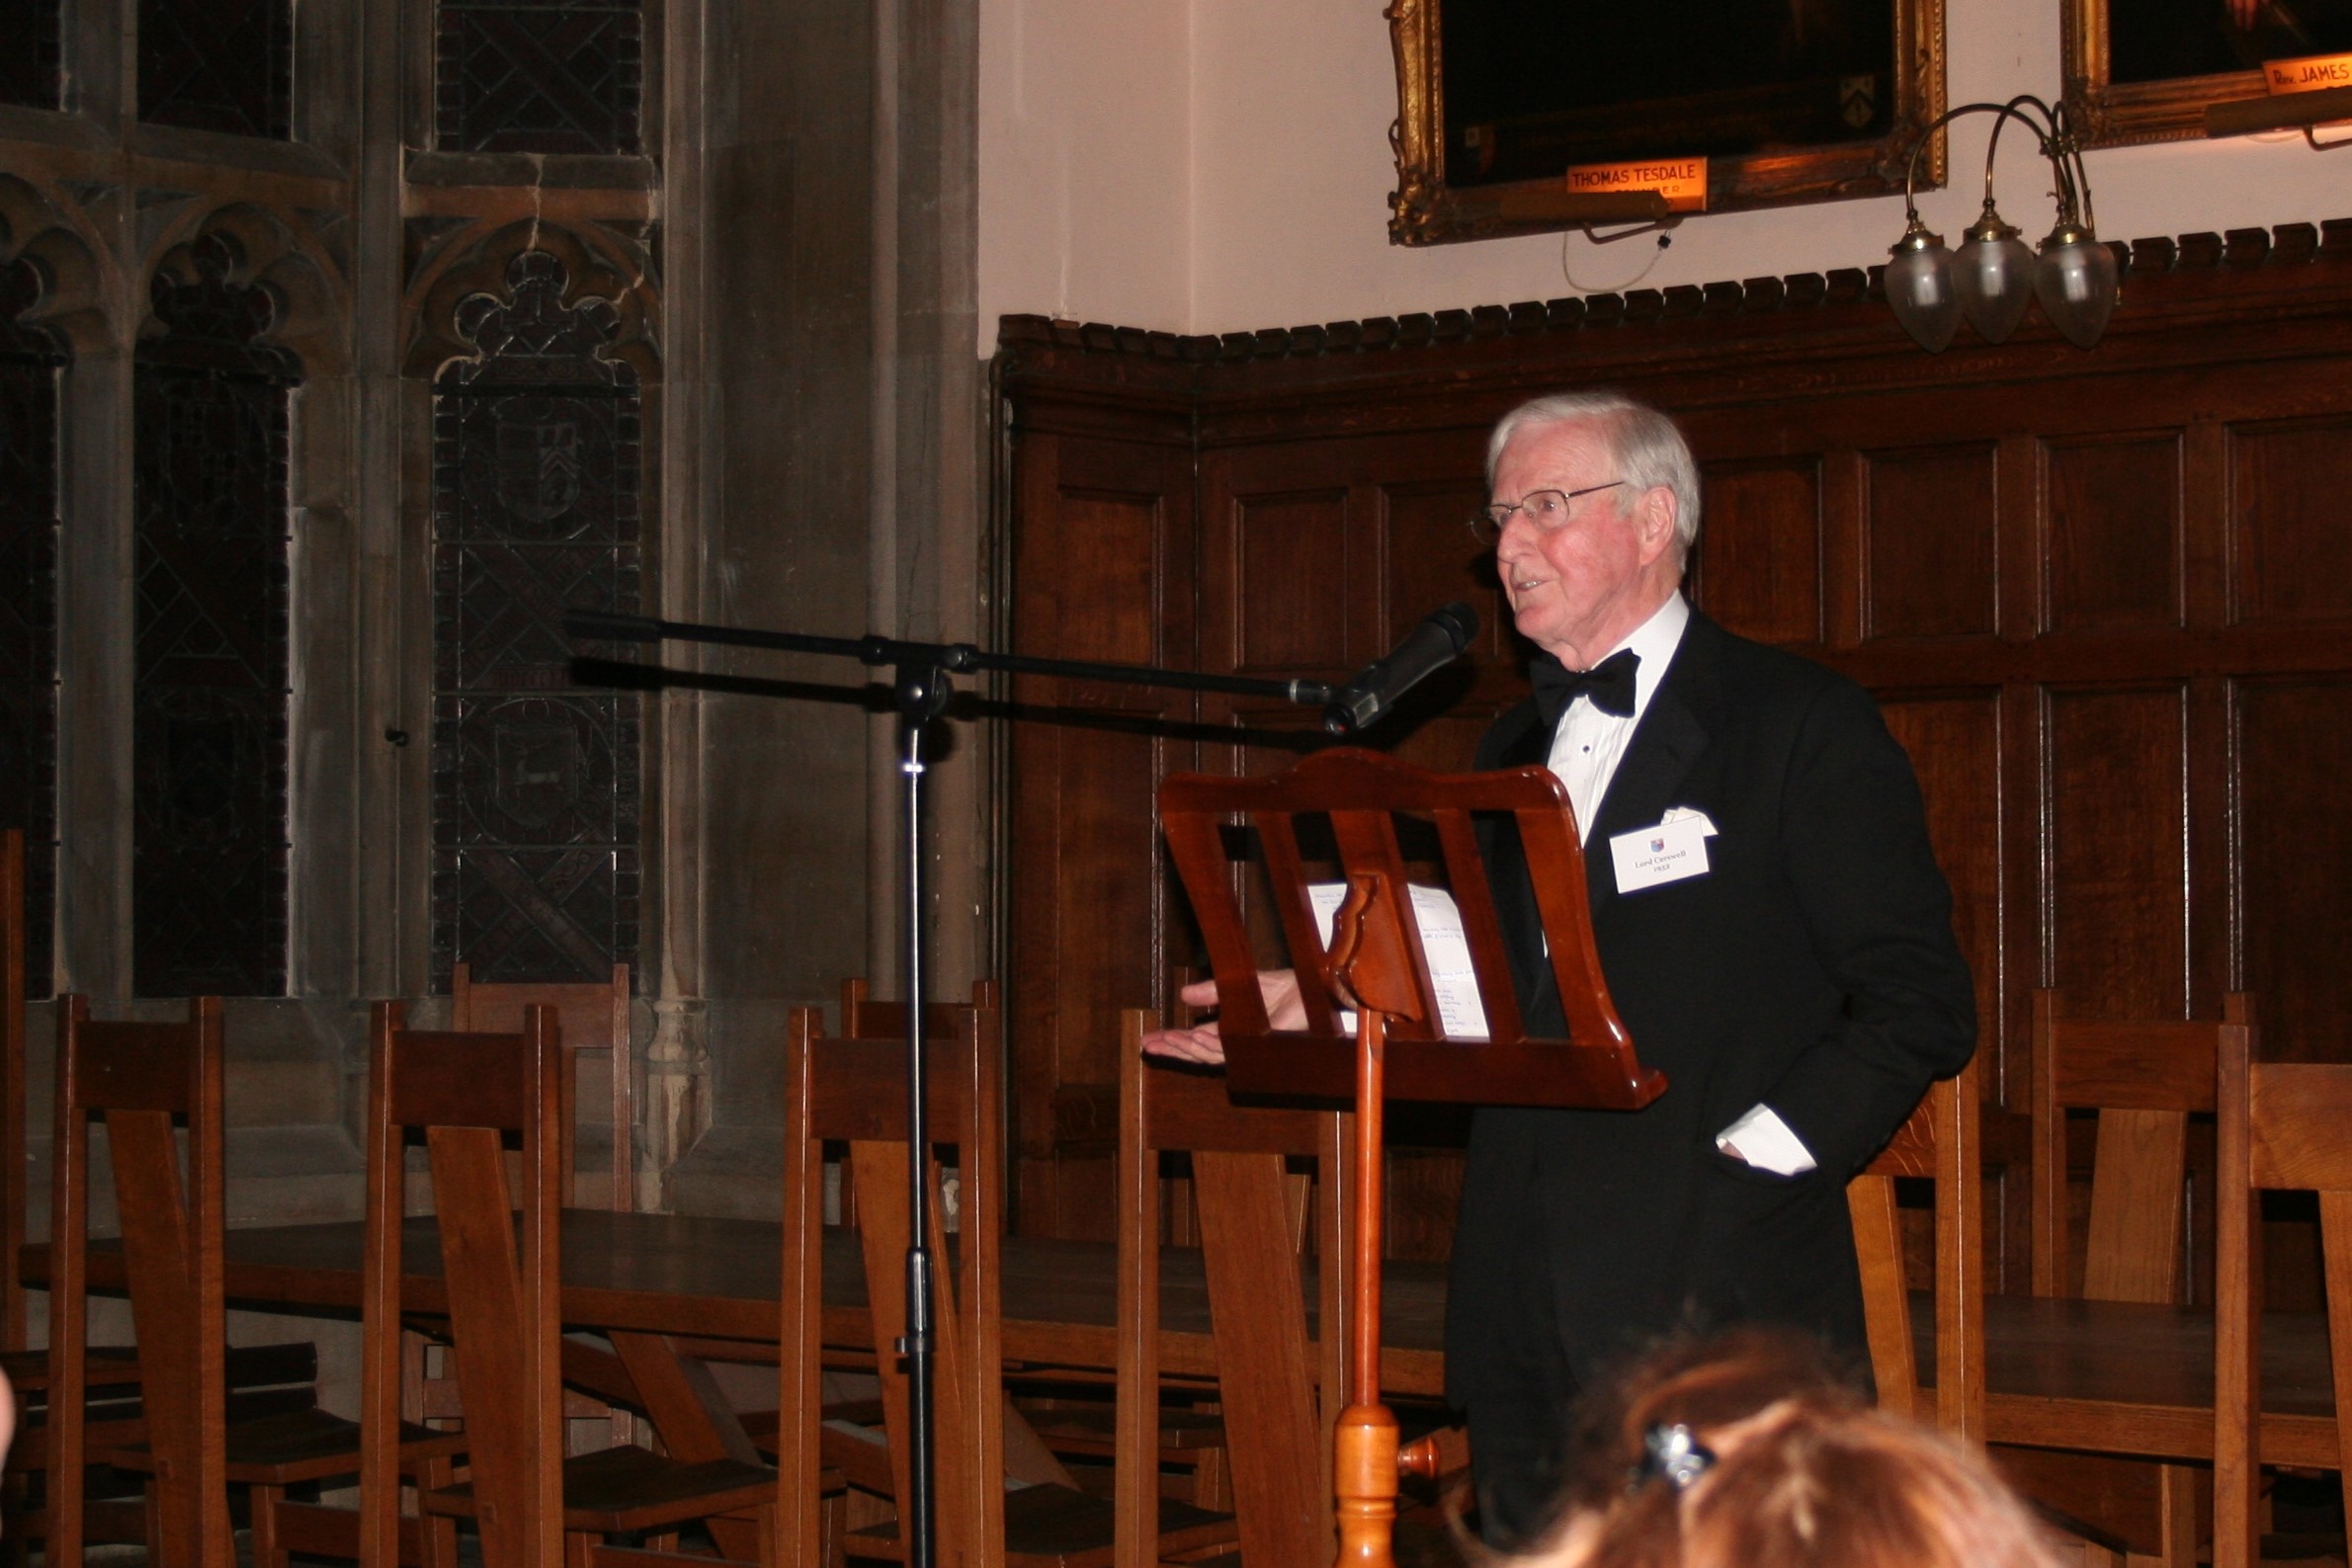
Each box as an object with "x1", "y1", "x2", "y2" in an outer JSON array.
[
  {"x1": 2264, "y1": 52, "x2": 2352, "y2": 93},
  {"x1": 1562, "y1": 158, "x2": 1708, "y2": 212}
]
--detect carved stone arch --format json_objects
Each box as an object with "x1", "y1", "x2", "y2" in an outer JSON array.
[
  {"x1": 0, "y1": 174, "x2": 111, "y2": 357},
  {"x1": 142, "y1": 203, "x2": 348, "y2": 377},
  {"x1": 404, "y1": 220, "x2": 658, "y2": 385}
]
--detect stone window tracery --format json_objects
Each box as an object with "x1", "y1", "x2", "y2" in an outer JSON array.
[
  {"x1": 0, "y1": 256, "x2": 60, "y2": 995},
  {"x1": 436, "y1": 0, "x2": 642, "y2": 155},
  {"x1": 0, "y1": 0, "x2": 63, "y2": 111},
  {"x1": 138, "y1": 0, "x2": 293, "y2": 139},
  {"x1": 431, "y1": 248, "x2": 641, "y2": 990},
  {"x1": 131, "y1": 232, "x2": 297, "y2": 996}
]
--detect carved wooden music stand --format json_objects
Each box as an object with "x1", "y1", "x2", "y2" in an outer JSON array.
[{"x1": 1160, "y1": 748, "x2": 1666, "y2": 1568}]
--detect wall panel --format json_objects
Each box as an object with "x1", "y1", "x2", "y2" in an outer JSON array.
[
  {"x1": 2231, "y1": 417, "x2": 2352, "y2": 625},
  {"x1": 1864, "y1": 444, "x2": 1998, "y2": 641},
  {"x1": 1001, "y1": 230, "x2": 2352, "y2": 1264},
  {"x1": 1693, "y1": 456, "x2": 1822, "y2": 646},
  {"x1": 2239, "y1": 678, "x2": 2352, "y2": 1062},
  {"x1": 2045, "y1": 686, "x2": 2190, "y2": 1020},
  {"x1": 2045, "y1": 434, "x2": 2183, "y2": 633}
]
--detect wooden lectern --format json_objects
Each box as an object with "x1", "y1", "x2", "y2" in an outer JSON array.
[{"x1": 1159, "y1": 748, "x2": 1666, "y2": 1568}]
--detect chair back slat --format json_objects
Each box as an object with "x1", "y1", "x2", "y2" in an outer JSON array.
[
  {"x1": 2045, "y1": 1021, "x2": 2226, "y2": 1113},
  {"x1": 386, "y1": 1029, "x2": 538, "y2": 1133},
  {"x1": 1142, "y1": 1061, "x2": 1328, "y2": 1156},
  {"x1": 428, "y1": 1123, "x2": 541, "y2": 1567},
  {"x1": 364, "y1": 999, "x2": 562, "y2": 1568},
  {"x1": 802, "y1": 1045, "x2": 976, "y2": 1143},
  {"x1": 839, "y1": 975, "x2": 1002, "y2": 1042},
  {"x1": 2080, "y1": 1110, "x2": 2191, "y2": 1304},
  {"x1": 77, "y1": 1027, "x2": 205, "y2": 1114},
  {"x1": 2248, "y1": 1064, "x2": 2352, "y2": 1193},
  {"x1": 48, "y1": 994, "x2": 231, "y2": 1568}
]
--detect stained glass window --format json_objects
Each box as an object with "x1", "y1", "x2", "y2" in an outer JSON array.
[
  {"x1": 138, "y1": 0, "x2": 292, "y2": 139},
  {"x1": 437, "y1": 0, "x2": 642, "y2": 155},
  {"x1": 432, "y1": 248, "x2": 640, "y2": 990},
  {"x1": 131, "y1": 233, "x2": 298, "y2": 997},
  {"x1": 0, "y1": 259, "x2": 61, "y2": 996},
  {"x1": 0, "y1": 0, "x2": 63, "y2": 111}
]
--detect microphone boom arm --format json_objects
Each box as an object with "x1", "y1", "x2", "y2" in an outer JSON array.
[{"x1": 566, "y1": 610, "x2": 1343, "y2": 707}]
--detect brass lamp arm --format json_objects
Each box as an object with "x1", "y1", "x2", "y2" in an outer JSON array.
[{"x1": 1901, "y1": 99, "x2": 2090, "y2": 236}]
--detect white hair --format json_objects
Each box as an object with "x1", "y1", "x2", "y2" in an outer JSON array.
[{"x1": 1486, "y1": 391, "x2": 1702, "y2": 553}]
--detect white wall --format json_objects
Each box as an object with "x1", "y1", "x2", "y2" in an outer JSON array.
[
  {"x1": 978, "y1": 0, "x2": 2350, "y2": 354},
  {"x1": 976, "y1": 0, "x2": 1194, "y2": 341}
]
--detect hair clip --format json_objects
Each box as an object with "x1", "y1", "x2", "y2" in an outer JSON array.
[{"x1": 1636, "y1": 1422, "x2": 1717, "y2": 1492}]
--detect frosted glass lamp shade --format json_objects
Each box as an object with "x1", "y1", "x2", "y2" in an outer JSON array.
[
  {"x1": 1952, "y1": 215, "x2": 2037, "y2": 344},
  {"x1": 1886, "y1": 229, "x2": 1960, "y2": 353},
  {"x1": 2036, "y1": 228, "x2": 2120, "y2": 349}
]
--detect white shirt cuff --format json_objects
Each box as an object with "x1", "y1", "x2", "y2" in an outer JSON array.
[{"x1": 1716, "y1": 1104, "x2": 1817, "y2": 1176}]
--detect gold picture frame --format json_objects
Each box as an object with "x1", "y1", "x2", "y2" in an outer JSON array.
[
  {"x1": 2062, "y1": 0, "x2": 2286, "y2": 146},
  {"x1": 1386, "y1": 0, "x2": 1948, "y2": 246}
]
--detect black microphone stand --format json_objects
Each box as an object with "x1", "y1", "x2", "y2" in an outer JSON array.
[{"x1": 566, "y1": 609, "x2": 1345, "y2": 1568}]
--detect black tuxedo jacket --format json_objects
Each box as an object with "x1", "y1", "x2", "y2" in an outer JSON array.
[{"x1": 1444, "y1": 610, "x2": 1975, "y2": 1401}]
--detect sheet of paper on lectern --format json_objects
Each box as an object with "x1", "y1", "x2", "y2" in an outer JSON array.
[{"x1": 1306, "y1": 882, "x2": 1490, "y2": 1040}]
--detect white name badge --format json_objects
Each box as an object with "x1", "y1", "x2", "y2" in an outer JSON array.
[{"x1": 1610, "y1": 813, "x2": 1713, "y2": 893}]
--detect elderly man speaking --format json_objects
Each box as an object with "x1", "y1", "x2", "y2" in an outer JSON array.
[{"x1": 1145, "y1": 391, "x2": 1974, "y2": 1546}]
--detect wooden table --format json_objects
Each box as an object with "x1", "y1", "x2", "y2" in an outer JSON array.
[
  {"x1": 39, "y1": 1218, "x2": 2333, "y2": 1480},
  {"x1": 23, "y1": 1208, "x2": 1451, "y2": 1393},
  {"x1": 1948, "y1": 1293, "x2": 2339, "y2": 1467}
]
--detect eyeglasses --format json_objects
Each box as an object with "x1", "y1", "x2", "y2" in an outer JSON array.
[{"x1": 1469, "y1": 481, "x2": 1627, "y2": 544}]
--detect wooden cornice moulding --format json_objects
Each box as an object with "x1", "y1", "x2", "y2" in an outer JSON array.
[{"x1": 997, "y1": 216, "x2": 2352, "y2": 380}]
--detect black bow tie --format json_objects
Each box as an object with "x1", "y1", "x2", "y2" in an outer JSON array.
[{"x1": 1532, "y1": 647, "x2": 1639, "y2": 726}]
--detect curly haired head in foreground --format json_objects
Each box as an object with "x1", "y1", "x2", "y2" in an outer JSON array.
[{"x1": 1514, "y1": 1330, "x2": 2064, "y2": 1568}]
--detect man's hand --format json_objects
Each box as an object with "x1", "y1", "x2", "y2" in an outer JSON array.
[{"x1": 1137, "y1": 969, "x2": 1305, "y2": 1066}]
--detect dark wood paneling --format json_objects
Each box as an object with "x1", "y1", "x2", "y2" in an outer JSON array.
[
  {"x1": 1380, "y1": 477, "x2": 1503, "y2": 659},
  {"x1": 1881, "y1": 694, "x2": 2004, "y2": 1080},
  {"x1": 2045, "y1": 435, "x2": 2183, "y2": 632},
  {"x1": 1692, "y1": 456, "x2": 1822, "y2": 646},
  {"x1": 1007, "y1": 429, "x2": 1195, "y2": 1236},
  {"x1": 1864, "y1": 444, "x2": 1999, "y2": 641},
  {"x1": 2045, "y1": 686, "x2": 2189, "y2": 1020},
  {"x1": 1236, "y1": 489, "x2": 1350, "y2": 671},
  {"x1": 2231, "y1": 417, "x2": 2352, "y2": 625},
  {"x1": 2239, "y1": 678, "x2": 2352, "y2": 1062},
  {"x1": 1045, "y1": 492, "x2": 1162, "y2": 662},
  {"x1": 1000, "y1": 223, "x2": 2352, "y2": 1266}
]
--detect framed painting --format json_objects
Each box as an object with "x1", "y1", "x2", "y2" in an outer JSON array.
[
  {"x1": 2065, "y1": 0, "x2": 2352, "y2": 144},
  {"x1": 1387, "y1": 0, "x2": 1948, "y2": 245}
]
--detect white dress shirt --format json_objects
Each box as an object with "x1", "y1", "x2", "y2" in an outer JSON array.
[{"x1": 1539, "y1": 593, "x2": 1816, "y2": 1177}]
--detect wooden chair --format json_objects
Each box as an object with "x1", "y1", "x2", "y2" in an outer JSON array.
[
  {"x1": 2003, "y1": 991, "x2": 2248, "y2": 1567},
  {"x1": 840, "y1": 977, "x2": 1130, "y2": 1498},
  {"x1": 412, "y1": 963, "x2": 638, "y2": 1453},
  {"x1": 778, "y1": 994, "x2": 1231, "y2": 1567},
  {"x1": 2213, "y1": 1020, "x2": 2352, "y2": 1568},
  {"x1": 0, "y1": 826, "x2": 144, "y2": 1554},
  {"x1": 362, "y1": 1000, "x2": 778, "y2": 1567},
  {"x1": 451, "y1": 960, "x2": 634, "y2": 1209},
  {"x1": 1846, "y1": 1052, "x2": 1984, "y2": 1440},
  {"x1": 1115, "y1": 1007, "x2": 1335, "y2": 1568},
  {"x1": 46, "y1": 994, "x2": 467, "y2": 1568}
]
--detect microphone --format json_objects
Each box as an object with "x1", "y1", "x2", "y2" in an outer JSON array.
[{"x1": 1322, "y1": 602, "x2": 1479, "y2": 734}]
